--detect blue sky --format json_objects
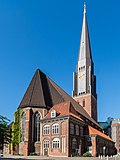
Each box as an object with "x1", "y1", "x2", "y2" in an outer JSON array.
[{"x1": 0, "y1": 0, "x2": 120, "y2": 122}]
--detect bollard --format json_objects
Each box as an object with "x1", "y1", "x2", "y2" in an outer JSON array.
[
  {"x1": 107, "y1": 155, "x2": 108, "y2": 160},
  {"x1": 101, "y1": 155, "x2": 103, "y2": 159}
]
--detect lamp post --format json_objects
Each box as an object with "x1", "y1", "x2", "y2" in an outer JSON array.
[{"x1": 103, "y1": 146, "x2": 106, "y2": 157}]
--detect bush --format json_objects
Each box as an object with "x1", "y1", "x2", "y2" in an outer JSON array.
[
  {"x1": 29, "y1": 152, "x2": 38, "y2": 156},
  {"x1": 83, "y1": 152, "x2": 92, "y2": 157}
]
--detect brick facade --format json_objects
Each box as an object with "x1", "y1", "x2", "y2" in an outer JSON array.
[
  {"x1": 112, "y1": 119, "x2": 120, "y2": 153},
  {"x1": 74, "y1": 94, "x2": 97, "y2": 121},
  {"x1": 12, "y1": 105, "x2": 115, "y2": 157}
]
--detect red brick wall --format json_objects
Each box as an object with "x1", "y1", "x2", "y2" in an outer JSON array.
[
  {"x1": 74, "y1": 93, "x2": 97, "y2": 121},
  {"x1": 41, "y1": 118, "x2": 69, "y2": 157},
  {"x1": 19, "y1": 107, "x2": 48, "y2": 156}
]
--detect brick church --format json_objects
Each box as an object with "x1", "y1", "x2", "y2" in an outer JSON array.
[{"x1": 5, "y1": 4, "x2": 116, "y2": 157}]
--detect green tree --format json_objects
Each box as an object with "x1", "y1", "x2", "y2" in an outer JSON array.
[
  {"x1": 0, "y1": 115, "x2": 11, "y2": 150},
  {"x1": 11, "y1": 108, "x2": 23, "y2": 151}
]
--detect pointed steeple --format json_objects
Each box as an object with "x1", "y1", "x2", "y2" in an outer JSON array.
[
  {"x1": 72, "y1": 4, "x2": 96, "y2": 98},
  {"x1": 78, "y1": 3, "x2": 92, "y2": 61},
  {"x1": 72, "y1": 4, "x2": 97, "y2": 121}
]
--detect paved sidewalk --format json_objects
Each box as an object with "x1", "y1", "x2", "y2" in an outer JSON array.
[{"x1": 2, "y1": 155, "x2": 120, "y2": 160}]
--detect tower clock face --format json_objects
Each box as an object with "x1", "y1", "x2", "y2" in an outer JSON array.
[
  {"x1": 78, "y1": 71, "x2": 85, "y2": 79},
  {"x1": 78, "y1": 68, "x2": 86, "y2": 94}
]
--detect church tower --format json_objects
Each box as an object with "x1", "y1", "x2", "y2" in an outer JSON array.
[{"x1": 72, "y1": 4, "x2": 97, "y2": 121}]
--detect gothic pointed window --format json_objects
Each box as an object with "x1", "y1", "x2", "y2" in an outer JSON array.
[
  {"x1": 21, "y1": 112, "x2": 26, "y2": 142},
  {"x1": 34, "y1": 112, "x2": 41, "y2": 142}
]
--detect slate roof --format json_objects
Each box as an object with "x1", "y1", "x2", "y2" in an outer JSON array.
[
  {"x1": 19, "y1": 69, "x2": 64, "y2": 108},
  {"x1": 19, "y1": 69, "x2": 101, "y2": 129}
]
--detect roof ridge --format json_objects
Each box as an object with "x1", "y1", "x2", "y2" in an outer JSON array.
[
  {"x1": 47, "y1": 77, "x2": 65, "y2": 102},
  {"x1": 38, "y1": 70, "x2": 46, "y2": 107},
  {"x1": 29, "y1": 70, "x2": 38, "y2": 105}
]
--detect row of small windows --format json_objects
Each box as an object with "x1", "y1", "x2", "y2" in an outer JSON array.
[
  {"x1": 79, "y1": 92, "x2": 86, "y2": 95},
  {"x1": 79, "y1": 66, "x2": 85, "y2": 71},
  {"x1": 43, "y1": 138, "x2": 60, "y2": 149},
  {"x1": 70, "y1": 123, "x2": 83, "y2": 136},
  {"x1": 44, "y1": 137, "x2": 66, "y2": 153},
  {"x1": 43, "y1": 124, "x2": 59, "y2": 135},
  {"x1": 44, "y1": 138, "x2": 80, "y2": 150}
]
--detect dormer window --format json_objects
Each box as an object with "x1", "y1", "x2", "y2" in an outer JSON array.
[{"x1": 51, "y1": 110, "x2": 56, "y2": 118}]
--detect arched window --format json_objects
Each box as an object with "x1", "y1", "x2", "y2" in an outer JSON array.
[
  {"x1": 52, "y1": 138, "x2": 60, "y2": 148},
  {"x1": 21, "y1": 112, "x2": 26, "y2": 142},
  {"x1": 52, "y1": 123, "x2": 59, "y2": 134},
  {"x1": 43, "y1": 125, "x2": 50, "y2": 135},
  {"x1": 72, "y1": 138, "x2": 77, "y2": 149},
  {"x1": 34, "y1": 112, "x2": 41, "y2": 142}
]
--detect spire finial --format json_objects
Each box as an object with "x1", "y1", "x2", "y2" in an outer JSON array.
[{"x1": 84, "y1": 2, "x2": 86, "y2": 14}]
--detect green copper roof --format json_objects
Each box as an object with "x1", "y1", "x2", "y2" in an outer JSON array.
[{"x1": 99, "y1": 122, "x2": 109, "y2": 129}]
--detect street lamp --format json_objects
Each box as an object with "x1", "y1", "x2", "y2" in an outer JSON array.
[{"x1": 103, "y1": 146, "x2": 106, "y2": 157}]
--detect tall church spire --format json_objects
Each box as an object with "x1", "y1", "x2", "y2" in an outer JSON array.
[
  {"x1": 72, "y1": 4, "x2": 97, "y2": 121},
  {"x1": 78, "y1": 3, "x2": 92, "y2": 62}
]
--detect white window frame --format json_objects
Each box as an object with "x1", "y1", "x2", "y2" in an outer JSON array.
[
  {"x1": 52, "y1": 138, "x2": 60, "y2": 149},
  {"x1": 43, "y1": 125, "x2": 50, "y2": 135},
  {"x1": 51, "y1": 110, "x2": 56, "y2": 118},
  {"x1": 43, "y1": 140, "x2": 50, "y2": 149},
  {"x1": 52, "y1": 123, "x2": 59, "y2": 134}
]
